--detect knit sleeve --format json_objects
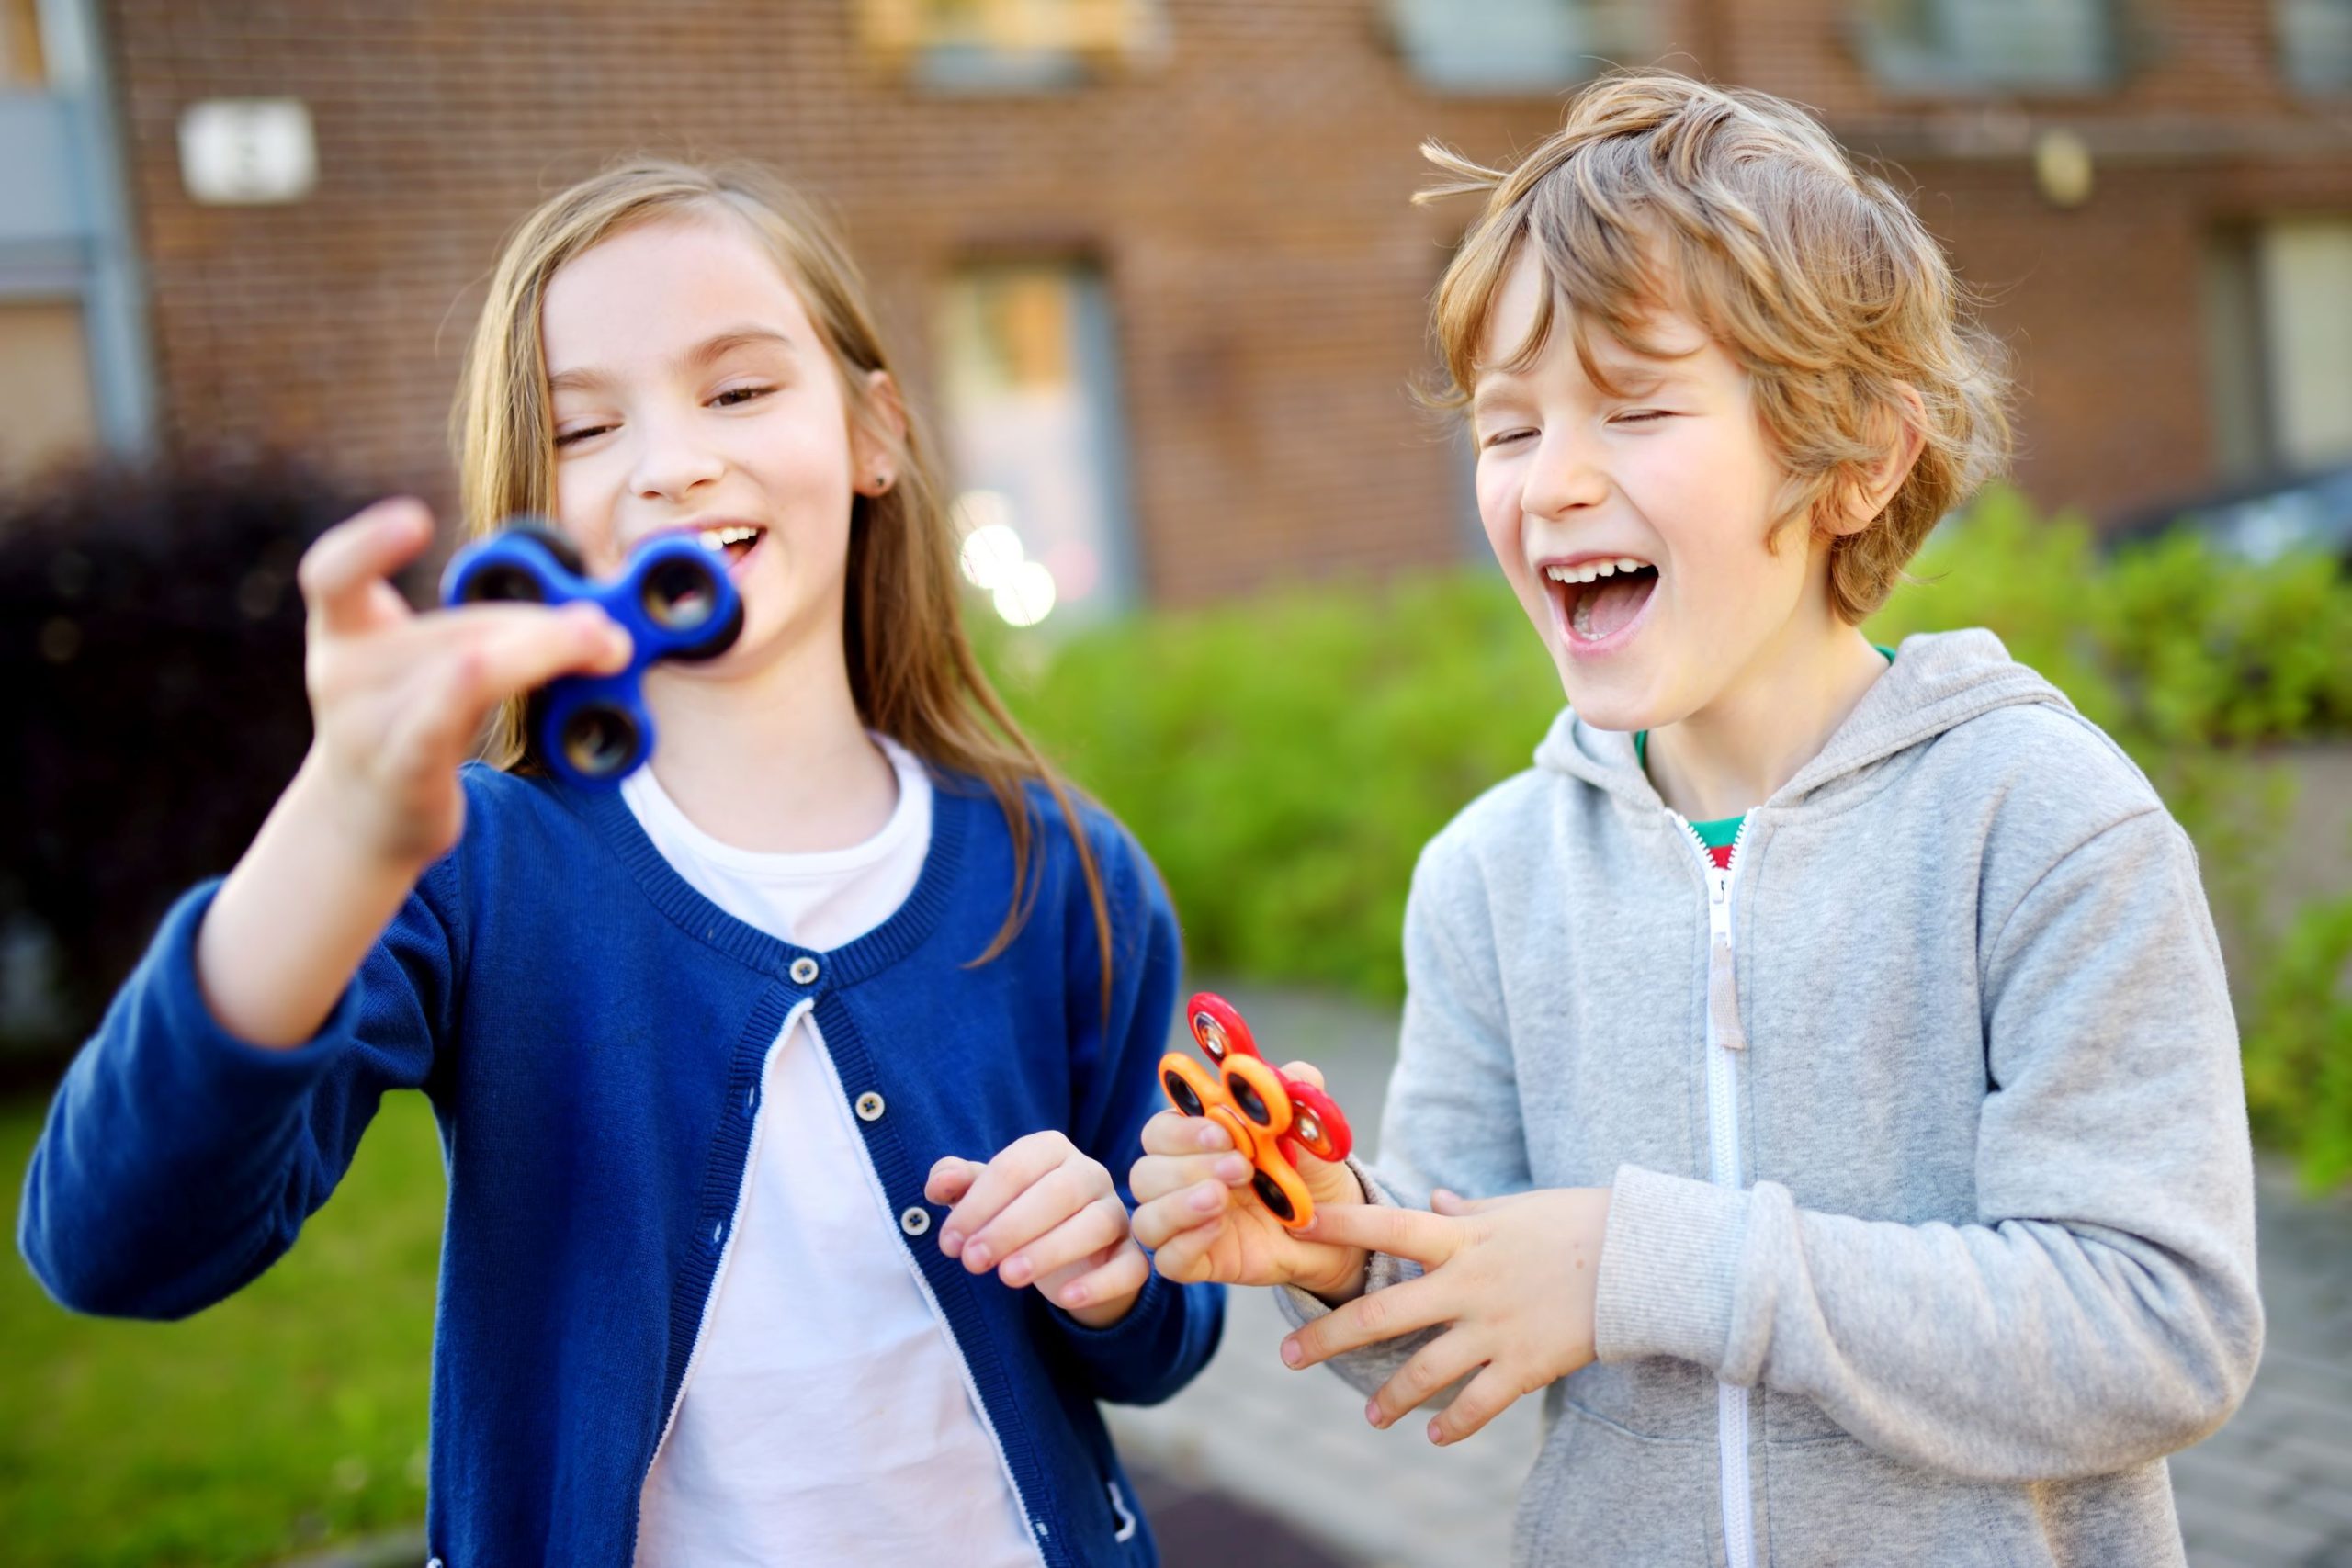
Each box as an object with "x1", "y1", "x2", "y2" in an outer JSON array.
[{"x1": 18, "y1": 857, "x2": 461, "y2": 1320}]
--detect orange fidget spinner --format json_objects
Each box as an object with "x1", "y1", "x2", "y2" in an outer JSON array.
[{"x1": 1158, "y1": 992, "x2": 1354, "y2": 1229}]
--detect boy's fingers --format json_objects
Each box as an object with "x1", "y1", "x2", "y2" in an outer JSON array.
[
  {"x1": 1130, "y1": 1151, "x2": 1251, "y2": 1204},
  {"x1": 1281, "y1": 1269, "x2": 1451, "y2": 1369},
  {"x1": 1430, "y1": 1189, "x2": 1496, "y2": 1218},
  {"x1": 1140, "y1": 1110, "x2": 1234, "y2": 1156},
  {"x1": 1276, "y1": 1060, "x2": 1326, "y2": 1089},
  {"x1": 1001, "y1": 1195, "x2": 1129, "y2": 1290},
  {"x1": 1429, "y1": 1363, "x2": 1533, "y2": 1446},
  {"x1": 1298, "y1": 1201, "x2": 1461, "y2": 1268},
  {"x1": 300, "y1": 499, "x2": 434, "y2": 635},
  {"x1": 1131, "y1": 1179, "x2": 1238, "y2": 1251},
  {"x1": 1363, "y1": 1326, "x2": 1483, "y2": 1428},
  {"x1": 1145, "y1": 1215, "x2": 1229, "y2": 1283}
]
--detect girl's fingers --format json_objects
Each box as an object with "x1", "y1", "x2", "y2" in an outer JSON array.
[
  {"x1": 1131, "y1": 1179, "x2": 1237, "y2": 1251},
  {"x1": 936, "y1": 1134, "x2": 1074, "y2": 1260},
  {"x1": 300, "y1": 499, "x2": 434, "y2": 636},
  {"x1": 1129, "y1": 1150, "x2": 1252, "y2": 1204},
  {"x1": 1001, "y1": 1194, "x2": 1128, "y2": 1289},
  {"x1": 923, "y1": 1156, "x2": 983, "y2": 1206},
  {"x1": 957, "y1": 1157, "x2": 1105, "y2": 1274},
  {"x1": 437, "y1": 604, "x2": 631, "y2": 701},
  {"x1": 1046, "y1": 1239, "x2": 1151, "y2": 1314}
]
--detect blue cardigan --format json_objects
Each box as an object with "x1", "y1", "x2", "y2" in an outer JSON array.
[{"x1": 18, "y1": 763, "x2": 1223, "y2": 1566}]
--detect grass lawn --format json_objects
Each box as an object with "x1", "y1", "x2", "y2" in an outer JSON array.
[{"x1": 3, "y1": 1088, "x2": 444, "y2": 1566}]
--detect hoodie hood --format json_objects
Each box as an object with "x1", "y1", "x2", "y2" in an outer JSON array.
[{"x1": 1532, "y1": 628, "x2": 2078, "y2": 812}]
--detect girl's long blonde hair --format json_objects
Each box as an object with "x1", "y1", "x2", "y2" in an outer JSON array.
[{"x1": 452, "y1": 159, "x2": 1114, "y2": 978}]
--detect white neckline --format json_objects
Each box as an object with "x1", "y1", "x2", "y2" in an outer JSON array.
[{"x1": 620, "y1": 735, "x2": 929, "y2": 882}]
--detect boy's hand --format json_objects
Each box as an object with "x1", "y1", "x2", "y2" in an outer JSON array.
[
  {"x1": 297, "y1": 498, "x2": 631, "y2": 870},
  {"x1": 926, "y1": 1134, "x2": 1148, "y2": 1330},
  {"x1": 1129, "y1": 1062, "x2": 1369, "y2": 1303},
  {"x1": 1279, "y1": 1186, "x2": 1612, "y2": 1446}
]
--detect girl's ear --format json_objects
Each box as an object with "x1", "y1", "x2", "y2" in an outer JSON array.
[
  {"x1": 853, "y1": 369, "x2": 910, "y2": 497},
  {"x1": 1827, "y1": 382, "x2": 1928, "y2": 538}
]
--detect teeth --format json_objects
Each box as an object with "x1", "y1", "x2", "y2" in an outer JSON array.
[
  {"x1": 695, "y1": 525, "x2": 762, "y2": 553},
  {"x1": 1543, "y1": 556, "x2": 1651, "y2": 585}
]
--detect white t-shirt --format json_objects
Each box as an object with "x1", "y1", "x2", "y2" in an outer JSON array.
[{"x1": 627, "y1": 738, "x2": 1039, "y2": 1568}]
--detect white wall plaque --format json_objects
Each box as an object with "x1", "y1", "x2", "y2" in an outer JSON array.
[{"x1": 178, "y1": 98, "x2": 316, "y2": 206}]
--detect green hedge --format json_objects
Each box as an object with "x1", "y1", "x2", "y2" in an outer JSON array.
[{"x1": 994, "y1": 486, "x2": 2352, "y2": 1186}]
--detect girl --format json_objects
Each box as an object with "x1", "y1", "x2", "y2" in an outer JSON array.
[{"x1": 19, "y1": 161, "x2": 1219, "y2": 1567}]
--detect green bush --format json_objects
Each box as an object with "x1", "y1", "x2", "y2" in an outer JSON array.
[
  {"x1": 992, "y1": 485, "x2": 2352, "y2": 1183},
  {"x1": 996, "y1": 572, "x2": 1562, "y2": 998}
]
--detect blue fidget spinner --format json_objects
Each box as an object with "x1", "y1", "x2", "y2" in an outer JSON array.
[{"x1": 439, "y1": 520, "x2": 743, "y2": 788}]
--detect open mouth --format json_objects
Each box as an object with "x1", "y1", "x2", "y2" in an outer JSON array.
[
  {"x1": 695, "y1": 524, "x2": 765, "y2": 572},
  {"x1": 1544, "y1": 556, "x2": 1660, "y2": 649}
]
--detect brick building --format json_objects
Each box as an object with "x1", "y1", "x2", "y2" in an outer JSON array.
[{"x1": 6, "y1": 0, "x2": 2351, "y2": 621}]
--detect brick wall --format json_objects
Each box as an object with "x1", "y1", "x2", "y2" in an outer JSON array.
[{"x1": 104, "y1": 0, "x2": 2352, "y2": 603}]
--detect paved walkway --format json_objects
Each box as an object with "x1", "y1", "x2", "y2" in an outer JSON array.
[{"x1": 1108, "y1": 986, "x2": 2352, "y2": 1568}]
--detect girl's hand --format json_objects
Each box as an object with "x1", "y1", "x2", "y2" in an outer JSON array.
[
  {"x1": 926, "y1": 1134, "x2": 1148, "y2": 1330},
  {"x1": 295, "y1": 498, "x2": 632, "y2": 870},
  {"x1": 1278, "y1": 1186, "x2": 1613, "y2": 1446},
  {"x1": 1128, "y1": 1061, "x2": 1370, "y2": 1303},
  {"x1": 193, "y1": 499, "x2": 635, "y2": 1049}
]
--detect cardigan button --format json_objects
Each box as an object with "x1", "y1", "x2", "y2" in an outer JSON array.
[
  {"x1": 855, "y1": 1091, "x2": 886, "y2": 1122},
  {"x1": 789, "y1": 955, "x2": 820, "y2": 986},
  {"x1": 899, "y1": 1205, "x2": 931, "y2": 1236}
]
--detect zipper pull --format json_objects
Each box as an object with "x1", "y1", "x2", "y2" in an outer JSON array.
[{"x1": 1709, "y1": 931, "x2": 1748, "y2": 1052}]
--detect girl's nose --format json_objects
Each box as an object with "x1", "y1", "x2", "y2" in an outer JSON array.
[{"x1": 628, "y1": 413, "x2": 725, "y2": 503}]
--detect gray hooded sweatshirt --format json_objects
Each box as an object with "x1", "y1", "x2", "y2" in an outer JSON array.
[{"x1": 1280, "y1": 629, "x2": 2263, "y2": 1568}]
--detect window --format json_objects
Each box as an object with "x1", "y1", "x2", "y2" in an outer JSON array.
[
  {"x1": 2278, "y1": 0, "x2": 2352, "y2": 94},
  {"x1": 0, "y1": 300, "x2": 98, "y2": 483},
  {"x1": 935, "y1": 263, "x2": 1136, "y2": 627},
  {"x1": 1, "y1": 0, "x2": 44, "y2": 87},
  {"x1": 2203, "y1": 220, "x2": 2352, "y2": 476},
  {"x1": 1385, "y1": 0, "x2": 1654, "y2": 94},
  {"x1": 856, "y1": 0, "x2": 1163, "y2": 90},
  {"x1": 1855, "y1": 0, "x2": 2122, "y2": 93}
]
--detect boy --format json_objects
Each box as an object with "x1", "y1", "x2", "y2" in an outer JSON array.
[{"x1": 1130, "y1": 72, "x2": 2260, "y2": 1567}]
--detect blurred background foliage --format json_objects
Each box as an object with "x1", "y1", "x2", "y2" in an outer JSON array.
[{"x1": 989, "y1": 484, "x2": 2352, "y2": 1189}]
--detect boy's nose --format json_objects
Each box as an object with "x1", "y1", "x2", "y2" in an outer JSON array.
[{"x1": 1520, "y1": 430, "x2": 1611, "y2": 520}]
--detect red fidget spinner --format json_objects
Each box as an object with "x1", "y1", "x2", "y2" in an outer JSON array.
[{"x1": 1158, "y1": 992, "x2": 1353, "y2": 1229}]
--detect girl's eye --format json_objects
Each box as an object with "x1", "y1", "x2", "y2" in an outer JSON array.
[
  {"x1": 711, "y1": 385, "x2": 775, "y2": 409},
  {"x1": 1478, "y1": 428, "x2": 1533, "y2": 450},
  {"x1": 1613, "y1": 409, "x2": 1675, "y2": 425},
  {"x1": 553, "y1": 423, "x2": 613, "y2": 448}
]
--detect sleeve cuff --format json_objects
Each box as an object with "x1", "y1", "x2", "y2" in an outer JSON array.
[
  {"x1": 147, "y1": 881, "x2": 366, "y2": 1105},
  {"x1": 1049, "y1": 1258, "x2": 1181, "y2": 1348},
  {"x1": 1276, "y1": 1156, "x2": 1423, "y2": 1328},
  {"x1": 1593, "y1": 1163, "x2": 1747, "y2": 1371}
]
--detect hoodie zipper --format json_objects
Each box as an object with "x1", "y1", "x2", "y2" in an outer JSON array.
[{"x1": 1676, "y1": 812, "x2": 1756, "y2": 1568}]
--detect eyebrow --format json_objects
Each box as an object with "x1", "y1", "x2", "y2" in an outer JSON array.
[{"x1": 546, "y1": 325, "x2": 800, "y2": 395}]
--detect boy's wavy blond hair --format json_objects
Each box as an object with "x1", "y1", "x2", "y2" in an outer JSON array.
[
  {"x1": 451, "y1": 159, "x2": 1113, "y2": 977},
  {"x1": 1423, "y1": 71, "x2": 2011, "y2": 622}
]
